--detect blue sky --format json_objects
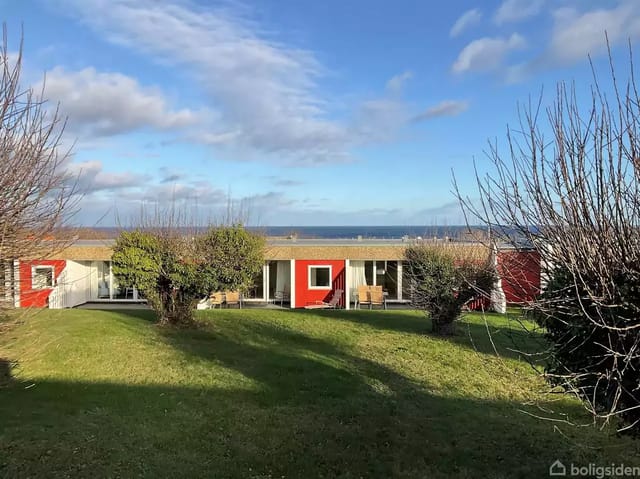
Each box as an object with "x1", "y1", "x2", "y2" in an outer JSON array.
[{"x1": 2, "y1": 0, "x2": 638, "y2": 226}]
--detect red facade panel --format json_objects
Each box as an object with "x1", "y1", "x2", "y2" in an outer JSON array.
[
  {"x1": 19, "y1": 260, "x2": 66, "y2": 308},
  {"x1": 466, "y1": 296, "x2": 490, "y2": 311},
  {"x1": 497, "y1": 250, "x2": 540, "y2": 304},
  {"x1": 294, "y1": 260, "x2": 345, "y2": 308}
]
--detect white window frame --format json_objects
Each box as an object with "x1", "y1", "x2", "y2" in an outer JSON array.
[
  {"x1": 32, "y1": 265, "x2": 54, "y2": 290},
  {"x1": 308, "y1": 265, "x2": 332, "y2": 290}
]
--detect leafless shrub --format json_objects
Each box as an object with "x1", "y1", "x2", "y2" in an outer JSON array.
[
  {"x1": 455, "y1": 43, "x2": 640, "y2": 434},
  {"x1": 0, "y1": 27, "x2": 77, "y2": 314}
]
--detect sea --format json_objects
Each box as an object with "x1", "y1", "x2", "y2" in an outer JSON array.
[
  {"x1": 91, "y1": 225, "x2": 487, "y2": 240},
  {"x1": 250, "y1": 225, "x2": 482, "y2": 239}
]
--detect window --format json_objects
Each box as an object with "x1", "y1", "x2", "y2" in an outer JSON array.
[
  {"x1": 32, "y1": 266, "x2": 54, "y2": 289},
  {"x1": 246, "y1": 265, "x2": 265, "y2": 299},
  {"x1": 1, "y1": 261, "x2": 12, "y2": 303},
  {"x1": 401, "y1": 260, "x2": 414, "y2": 300},
  {"x1": 91, "y1": 261, "x2": 111, "y2": 299},
  {"x1": 377, "y1": 261, "x2": 398, "y2": 300},
  {"x1": 364, "y1": 260, "x2": 374, "y2": 285},
  {"x1": 309, "y1": 265, "x2": 332, "y2": 289}
]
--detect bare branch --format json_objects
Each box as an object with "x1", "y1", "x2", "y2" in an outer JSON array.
[
  {"x1": 455, "y1": 38, "x2": 640, "y2": 435},
  {"x1": 0, "y1": 26, "x2": 79, "y2": 314}
]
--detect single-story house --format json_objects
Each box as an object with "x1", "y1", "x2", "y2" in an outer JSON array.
[{"x1": 3, "y1": 238, "x2": 540, "y2": 310}]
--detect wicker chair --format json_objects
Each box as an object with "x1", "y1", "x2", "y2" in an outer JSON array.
[
  {"x1": 357, "y1": 285, "x2": 371, "y2": 309},
  {"x1": 209, "y1": 292, "x2": 224, "y2": 309},
  {"x1": 224, "y1": 291, "x2": 241, "y2": 308},
  {"x1": 369, "y1": 285, "x2": 386, "y2": 310}
]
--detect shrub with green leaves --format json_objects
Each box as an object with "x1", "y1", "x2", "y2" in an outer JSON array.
[
  {"x1": 112, "y1": 226, "x2": 264, "y2": 325},
  {"x1": 111, "y1": 231, "x2": 162, "y2": 294},
  {"x1": 197, "y1": 226, "x2": 265, "y2": 292},
  {"x1": 405, "y1": 246, "x2": 495, "y2": 335},
  {"x1": 533, "y1": 266, "x2": 640, "y2": 435}
]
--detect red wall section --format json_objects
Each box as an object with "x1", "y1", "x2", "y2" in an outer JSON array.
[
  {"x1": 497, "y1": 250, "x2": 540, "y2": 303},
  {"x1": 19, "y1": 260, "x2": 66, "y2": 308},
  {"x1": 294, "y1": 260, "x2": 345, "y2": 308},
  {"x1": 467, "y1": 296, "x2": 490, "y2": 311}
]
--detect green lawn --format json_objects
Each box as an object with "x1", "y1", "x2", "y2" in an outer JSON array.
[{"x1": 1, "y1": 308, "x2": 638, "y2": 478}]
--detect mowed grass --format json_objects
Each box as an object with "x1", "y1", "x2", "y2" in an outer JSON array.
[{"x1": 1, "y1": 308, "x2": 638, "y2": 478}]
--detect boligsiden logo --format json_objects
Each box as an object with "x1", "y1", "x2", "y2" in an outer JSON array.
[{"x1": 549, "y1": 460, "x2": 640, "y2": 478}]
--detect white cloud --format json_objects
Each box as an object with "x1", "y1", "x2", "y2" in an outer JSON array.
[
  {"x1": 263, "y1": 176, "x2": 304, "y2": 187},
  {"x1": 353, "y1": 98, "x2": 410, "y2": 143},
  {"x1": 158, "y1": 167, "x2": 186, "y2": 184},
  {"x1": 131, "y1": 182, "x2": 227, "y2": 206},
  {"x1": 452, "y1": 33, "x2": 526, "y2": 74},
  {"x1": 502, "y1": 2, "x2": 640, "y2": 82},
  {"x1": 74, "y1": 176, "x2": 295, "y2": 225},
  {"x1": 56, "y1": 0, "x2": 353, "y2": 163},
  {"x1": 494, "y1": 0, "x2": 544, "y2": 24},
  {"x1": 51, "y1": 1, "x2": 466, "y2": 165},
  {"x1": 548, "y1": 4, "x2": 640, "y2": 65},
  {"x1": 416, "y1": 201, "x2": 464, "y2": 217},
  {"x1": 450, "y1": 9, "x2": 483, "y2": 38},
  {"x1": 386, "y1": 70, "x2": 413, "y2": 93},
  {"x1": 66, "y1": 160, "x2": 148, "y2": 193},
  {"x1": 192, "y1": 130, "x2": 241, "y2": 146},
  {"x1": 40, "y1": 67, "x2": 199, "y2": 137},
  {"x1": 413, "y1": 100, "x2": 469, "y2": 122}
]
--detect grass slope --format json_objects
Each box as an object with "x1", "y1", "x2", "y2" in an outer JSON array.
[{"x1": 1, "y1": 308, "x2": 638, "y2": 478}]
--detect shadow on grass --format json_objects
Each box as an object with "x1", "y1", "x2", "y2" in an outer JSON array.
[
  {"x1": 103, "y1": 308, "x2": 158, "y2": 323},
  {"x1": 451, "y1": 315, "x2": 547, "y2": 363},
  {"x1": 291, "y1": 308, "x2": 542, "y2": 362},
  {"x1": 0, "y1": 357, "x2": 14, "y2": 386},
  {"x1": 2, "y1": 311, "x2": 632, "y2": 478},
  {"x1": 294, "y1": 308, "x2": 430, "y2": 335},
  {"x1": 3, "y1": 378, "x2": 615, "y2": 479}
]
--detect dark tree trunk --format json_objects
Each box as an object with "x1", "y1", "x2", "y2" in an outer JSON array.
[
  {"x1": 431, "y1": 316, "x2": 456, "y2": 336},
  {"x1": 0, "y1": 358, "x2": 14, "y2": 386}
]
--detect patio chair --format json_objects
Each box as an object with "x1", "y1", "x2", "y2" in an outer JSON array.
[
  {"x1": 98, "y1": 280, "x2": 109, "y2": 298},
  {"x1": 209, "y1": 291, "x2": 224, "y2": 309},
  {"x1": 304, "y1": 289, "x2": 343, "y2": 309},
  {"x1": 369, "y1": 286, "x2": 386, "y2": 310},
  {"x1": 274, "y1": 290, "x2": 290, "y2": 307},
  {"x1": 357, "y1": 285, "x2": 371, "y2": 309},
  {"x1": 224, "y1": 291, "x2": 241, "y2": 308}
]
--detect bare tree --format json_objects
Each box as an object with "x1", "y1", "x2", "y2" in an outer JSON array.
[
  {"x1": 0, "y1": 27, "x2": 77, "y2": 311},
  {"x1": 455, "y1": 46, "x2": 640, "y2": 434}
]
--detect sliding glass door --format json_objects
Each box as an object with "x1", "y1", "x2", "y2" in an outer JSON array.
[
  {"x1": 89, "y1": 261, "x2": 111, "y2": 300},
  {"x1": 351, "y1": 260, "x2": 401, "y2": 301},
  {"x1": 87, "y1": 261, "x2": 140, "y2": 300},
  {"x1": 267, "y1": 260, "x2": 291, "y2": 303}
]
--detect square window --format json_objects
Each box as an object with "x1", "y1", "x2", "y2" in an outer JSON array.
[
  {"x1": 32, "y1": 266, "x2": 54, "y2": 290},
  {"x1": 309, "y1": 265, "x2": 331, "y2": 289}
]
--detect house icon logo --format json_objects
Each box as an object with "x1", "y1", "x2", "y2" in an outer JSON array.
[{"x1": 549, "y1": 459, "x2": 567, "y2": 476}]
